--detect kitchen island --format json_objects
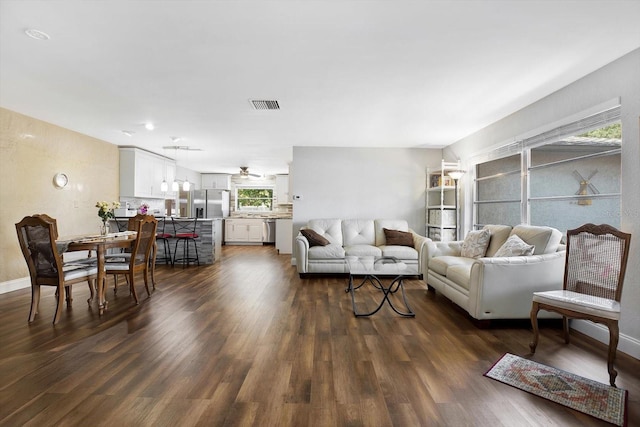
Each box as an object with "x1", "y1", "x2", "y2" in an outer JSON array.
[{"x1": 110, "y1": 217, "x2": 220, "y2": 265}]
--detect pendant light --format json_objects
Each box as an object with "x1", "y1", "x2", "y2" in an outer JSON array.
[
  {"x1": 182, "y1": 148, "x2": 190, "y2": 191},
  {"x1": 160, "y1": 148, "x2": 169, "y2": 192},
  {"x1": 171, "y1": 147, "x2": 180, "y2": 191}
]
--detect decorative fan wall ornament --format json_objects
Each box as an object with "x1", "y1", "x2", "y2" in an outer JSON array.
[{"x1": 573, "y1": 170, "x2": 599, "y2": 206}]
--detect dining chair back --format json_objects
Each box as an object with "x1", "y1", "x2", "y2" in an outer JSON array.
[
  {"x1": 105, "y1": 215, "x2": 157, "y2": 304},
  {"x1": 529, "y1": 223, "x2": 631, "y2": 386},
  {"x1": 15, "y1": 214, "x2": 97, "y2": 324},
  {"x1": 172, "y1": 217, "x2": 200, "y2": 267}
]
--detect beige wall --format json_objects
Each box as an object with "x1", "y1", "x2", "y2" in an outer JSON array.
[{"x1": 0, "y1": 108, "x2": 119, "y2": 284}]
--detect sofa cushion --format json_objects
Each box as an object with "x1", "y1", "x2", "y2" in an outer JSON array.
[
  {"x1": 483, "y1": 224, "x2": 513, "y2": 257},
  {"x1": 383, "y1": 228, "x2": 414, "y2": 247},
  {"x1": 308, "y1": 244, "x2": 346, "y2": 259},
  {"x1": 301, "y1": 229, "x2": 330, "y2": 247},
  {"x1": 494, "y1": 235, "x2": 535, "y2": 257},
  {"x1": 429, "y1": 255, "x2": 475, "y2": 276},
  {"x1": 342, "y1": 219, "x2": 376, "y2": 246},
  {"x1": 380, "y1": 245, "x2": 418, "y2": 260},
  {"x1": 375, "y1": 219, "x2": 409, "y2": 246},
  {"x1": 511, "y1": 224, "x2": 562, "y2": 255},
  {"x1": 460, "y1": 229, "x2": 491, "y2": 258},
  {"x1": 308, "y1": 219, "x2": 343, "y2": 246},
  {"x1": 447, "y1": 264, "x2": 474, "y2": 291},
  {"x1": 344, "y1": 245, "x2": 382, "y2": 257}
]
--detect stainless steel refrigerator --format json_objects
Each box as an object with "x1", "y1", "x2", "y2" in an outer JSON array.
[{"x1": 191, "y1": 189, "x2": 230, "y2": 218}]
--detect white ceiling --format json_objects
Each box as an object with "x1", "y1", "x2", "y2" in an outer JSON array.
[{"x1": 1, "y1": 1, "x2": 639, "y2": 176}]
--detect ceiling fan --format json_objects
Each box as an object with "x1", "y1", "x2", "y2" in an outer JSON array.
[{"x1": 239, "y1": 166, "x2": 261, "y2": 178}]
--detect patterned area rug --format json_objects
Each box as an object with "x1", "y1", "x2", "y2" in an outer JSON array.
[{"x1": 484, "y1": 353, "x2": 627, "y2": 426}]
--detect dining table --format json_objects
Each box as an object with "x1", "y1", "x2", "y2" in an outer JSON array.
[{"x1": 57, "y1": 231, "x2": 137, "y2": 315}]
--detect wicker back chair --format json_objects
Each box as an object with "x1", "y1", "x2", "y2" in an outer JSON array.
[{"x1": 530, "y1": 223, "x2": 631, "y2": 386}]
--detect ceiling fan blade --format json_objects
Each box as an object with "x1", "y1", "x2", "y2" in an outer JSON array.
[
  {"x1": 587, "y1": 183, "x2": 600, "y2": 194},
  {"x1": 586, "y1": 170, "x2": 598, "y2": 180}
]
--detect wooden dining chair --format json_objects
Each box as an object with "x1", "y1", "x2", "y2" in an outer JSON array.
[
  {"x1": 15, "y1": 214, "x2": 98, "y2": 324},
  {"x1": 105, "y1": 215, "x2": 157, "y2": 304},
  {"x1": 530, "y1": 223, "x2": 631, "y2": 386}
]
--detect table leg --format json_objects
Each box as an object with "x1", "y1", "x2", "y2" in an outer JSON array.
[
  {"x1": 347, "y1": 274, "x2": 415, "y2": 317},
  {"x1": 96, "y1": 245, "x2": 107, "y2": 315}
]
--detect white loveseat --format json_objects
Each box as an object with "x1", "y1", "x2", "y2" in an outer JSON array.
[
  {"x1": 425, "y1": 224, "x2": 566, "y2": 324},
  {"x1": 295, "y1": 219, "x2": 428, "y2": 277}
]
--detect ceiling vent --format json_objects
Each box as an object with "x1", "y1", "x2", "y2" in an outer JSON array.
[{"x1": 250, "y1": 99, "x2": 280, "y2": 110}]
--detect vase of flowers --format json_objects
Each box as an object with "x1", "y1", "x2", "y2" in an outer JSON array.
[
  {"x1": 138, "y1": 203, "x2": 150, "y2": 215},
  {"x1": 96, "y1": 201, "x2": 120, "y2": 235}
]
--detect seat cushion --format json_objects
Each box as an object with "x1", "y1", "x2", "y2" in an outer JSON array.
[
  {"x1": 429, "y1": 255, "x2": 474, "y2": 276},
  {"x1": 533, "y1": 290, "x2": 620, "y2": 320},
  {"x1": 380, "y1": 245, "x2": 418, "y2": 260},
  {"x1": 308, "y1": 244, "x2": 346, "y2": 259},
  {"x1": 511, "y1": 224, "x2": 562, "y2": 255},
  {"x1": 447, "y1": 264, "x2": 474, "y2": 291},
  {"x1": 344, "y1": 244, "x2": 382, "y2": 257}
]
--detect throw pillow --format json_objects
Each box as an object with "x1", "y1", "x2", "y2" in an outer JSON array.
[
  {"x1": 383, "y1": 228, "x2": 414, "y2": 247},
  {"x1": 494, "y1": 234, "x2": 535, "y2": 257},
  {"x1": 460, "y1": 229, "x2": 491, "y2": 259},
  {"x1": 301, "y1": 228, "x2": 330, "y2": 247}
]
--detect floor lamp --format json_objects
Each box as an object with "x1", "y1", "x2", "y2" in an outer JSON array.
[{"x1": 447, "y1": 169, "x2": 465, "y2": 240}]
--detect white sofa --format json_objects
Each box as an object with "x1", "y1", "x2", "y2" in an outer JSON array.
[
  {"x1": 295, "y1": 219, "x2": 428, "y2": 277},
  {"x1": 425, "y1": 224, "x2": 566, "y2": 324}
]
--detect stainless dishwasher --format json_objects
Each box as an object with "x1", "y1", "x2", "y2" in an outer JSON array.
[{"x1": 262, "y1": 219, "x2": 276, "y2": 243}]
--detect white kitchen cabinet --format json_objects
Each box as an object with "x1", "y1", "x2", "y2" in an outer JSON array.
[
  {"x1": 224, "y1": 218, "x2": 263, "y2": 244},
  {"x1": 120, "y1": 147, "x2": 176, "y2": 199},
  {"x1": 275, "y1": 218, "x2": 293, "y2": 254},
  {"x1": 202, "y1": 173, "x2": 231, "y2": 190},
  {"x1": 275, "y1": 174, "x2": 291, "y2": 204}
]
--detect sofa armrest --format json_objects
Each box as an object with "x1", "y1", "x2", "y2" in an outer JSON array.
[
  {"x1": 409, "y1": 230, "x2": 429, "y2": 274},
  {"x1": 467, "y1": 251, "x2": 566, "y2": 319},
  {"x1": 295, "y1": 234, "x2": 310, "y2": 273}
]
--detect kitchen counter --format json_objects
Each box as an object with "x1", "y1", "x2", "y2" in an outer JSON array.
[
  {"x1": 229, "y1": 213, "x2": 292, "y2": 219},
  {"x1": 109, "y1": 217, "x2": 221, "y2": 264}
]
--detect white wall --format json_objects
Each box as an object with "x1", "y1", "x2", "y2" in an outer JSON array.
[
  {"x1": 445, "y1": 49, "x2": 640, "y2": 359},
  {"x1": 291, "y1": 147, "x2": 442, "y2": 236}
]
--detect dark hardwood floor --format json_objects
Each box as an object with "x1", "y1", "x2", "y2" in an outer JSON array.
[{"x1": 1, "y1": 245, "x2": 638, "y2": 426}]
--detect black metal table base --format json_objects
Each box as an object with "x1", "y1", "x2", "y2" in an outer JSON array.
[{"x1": 345, "y1": 274, "x2": 415, "y2": 317}]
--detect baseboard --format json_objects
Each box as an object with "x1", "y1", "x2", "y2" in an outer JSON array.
[
  {"x1": 572, "y1": 319, "x2": 640, "y2": 361},
  {"x1": 0, "y1": 276, "x2": 30, "y2": 294}
]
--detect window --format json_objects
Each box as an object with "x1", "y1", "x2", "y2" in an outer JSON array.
[
  {"x1": 236, "y1": 187, "x2": 274, "y2": 211},
  {"x1": 473, "y1": 106, "x2": 621, "y2": 234}
]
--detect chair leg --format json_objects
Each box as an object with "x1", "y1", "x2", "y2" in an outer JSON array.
[
  {"x1": 529, "y1": 302, "x2": 540, "y2": 353},
  {"x1": 65, "y1": 285, "x2": 73, "y2": 307},
  {"x1": 607, "y1": 322, "x2": 619, "y2": 387},
  {"x1": 87, "y1": 278, "x2": 95, "y2": 305},
  {"x1": 53, "y1": 284, "x2": 64, "y2": 325},
  {"x1": 563, "y1": 316, "x2": 570, "y2": 343},
  {"x1": 29, "y1": 285, "x2": 41, "y2": 323},
  {"x1": 151, "y1": 242, "x2": 157, "y2": 289},
  {"x1": 143, "y1": 267, "x2": 152, "y2": 297},
  {"x1": 129, "y1": 272, "x2": 139, "y2": 305}
]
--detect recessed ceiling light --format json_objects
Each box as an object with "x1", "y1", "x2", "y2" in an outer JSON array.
[
  {"x1": 25, "y1": 29, "x2": 50, "y2": 40},
  {"x1": 145, "y1": 122, "x2": 155, "y2": 131},
  {"x1": 170, "y1": 136, "x2": 182, "y2": 143},
  {"x1": 121, "y1": 130, "x2": 135, "y2": 137}
]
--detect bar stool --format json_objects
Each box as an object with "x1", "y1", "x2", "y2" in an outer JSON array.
[
  {"x1": 172, "y1": 217, "x2": 199, "y2": 267},
  {"x1": 155, "y1": 217, "x2": 174, "y2": 266}
]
